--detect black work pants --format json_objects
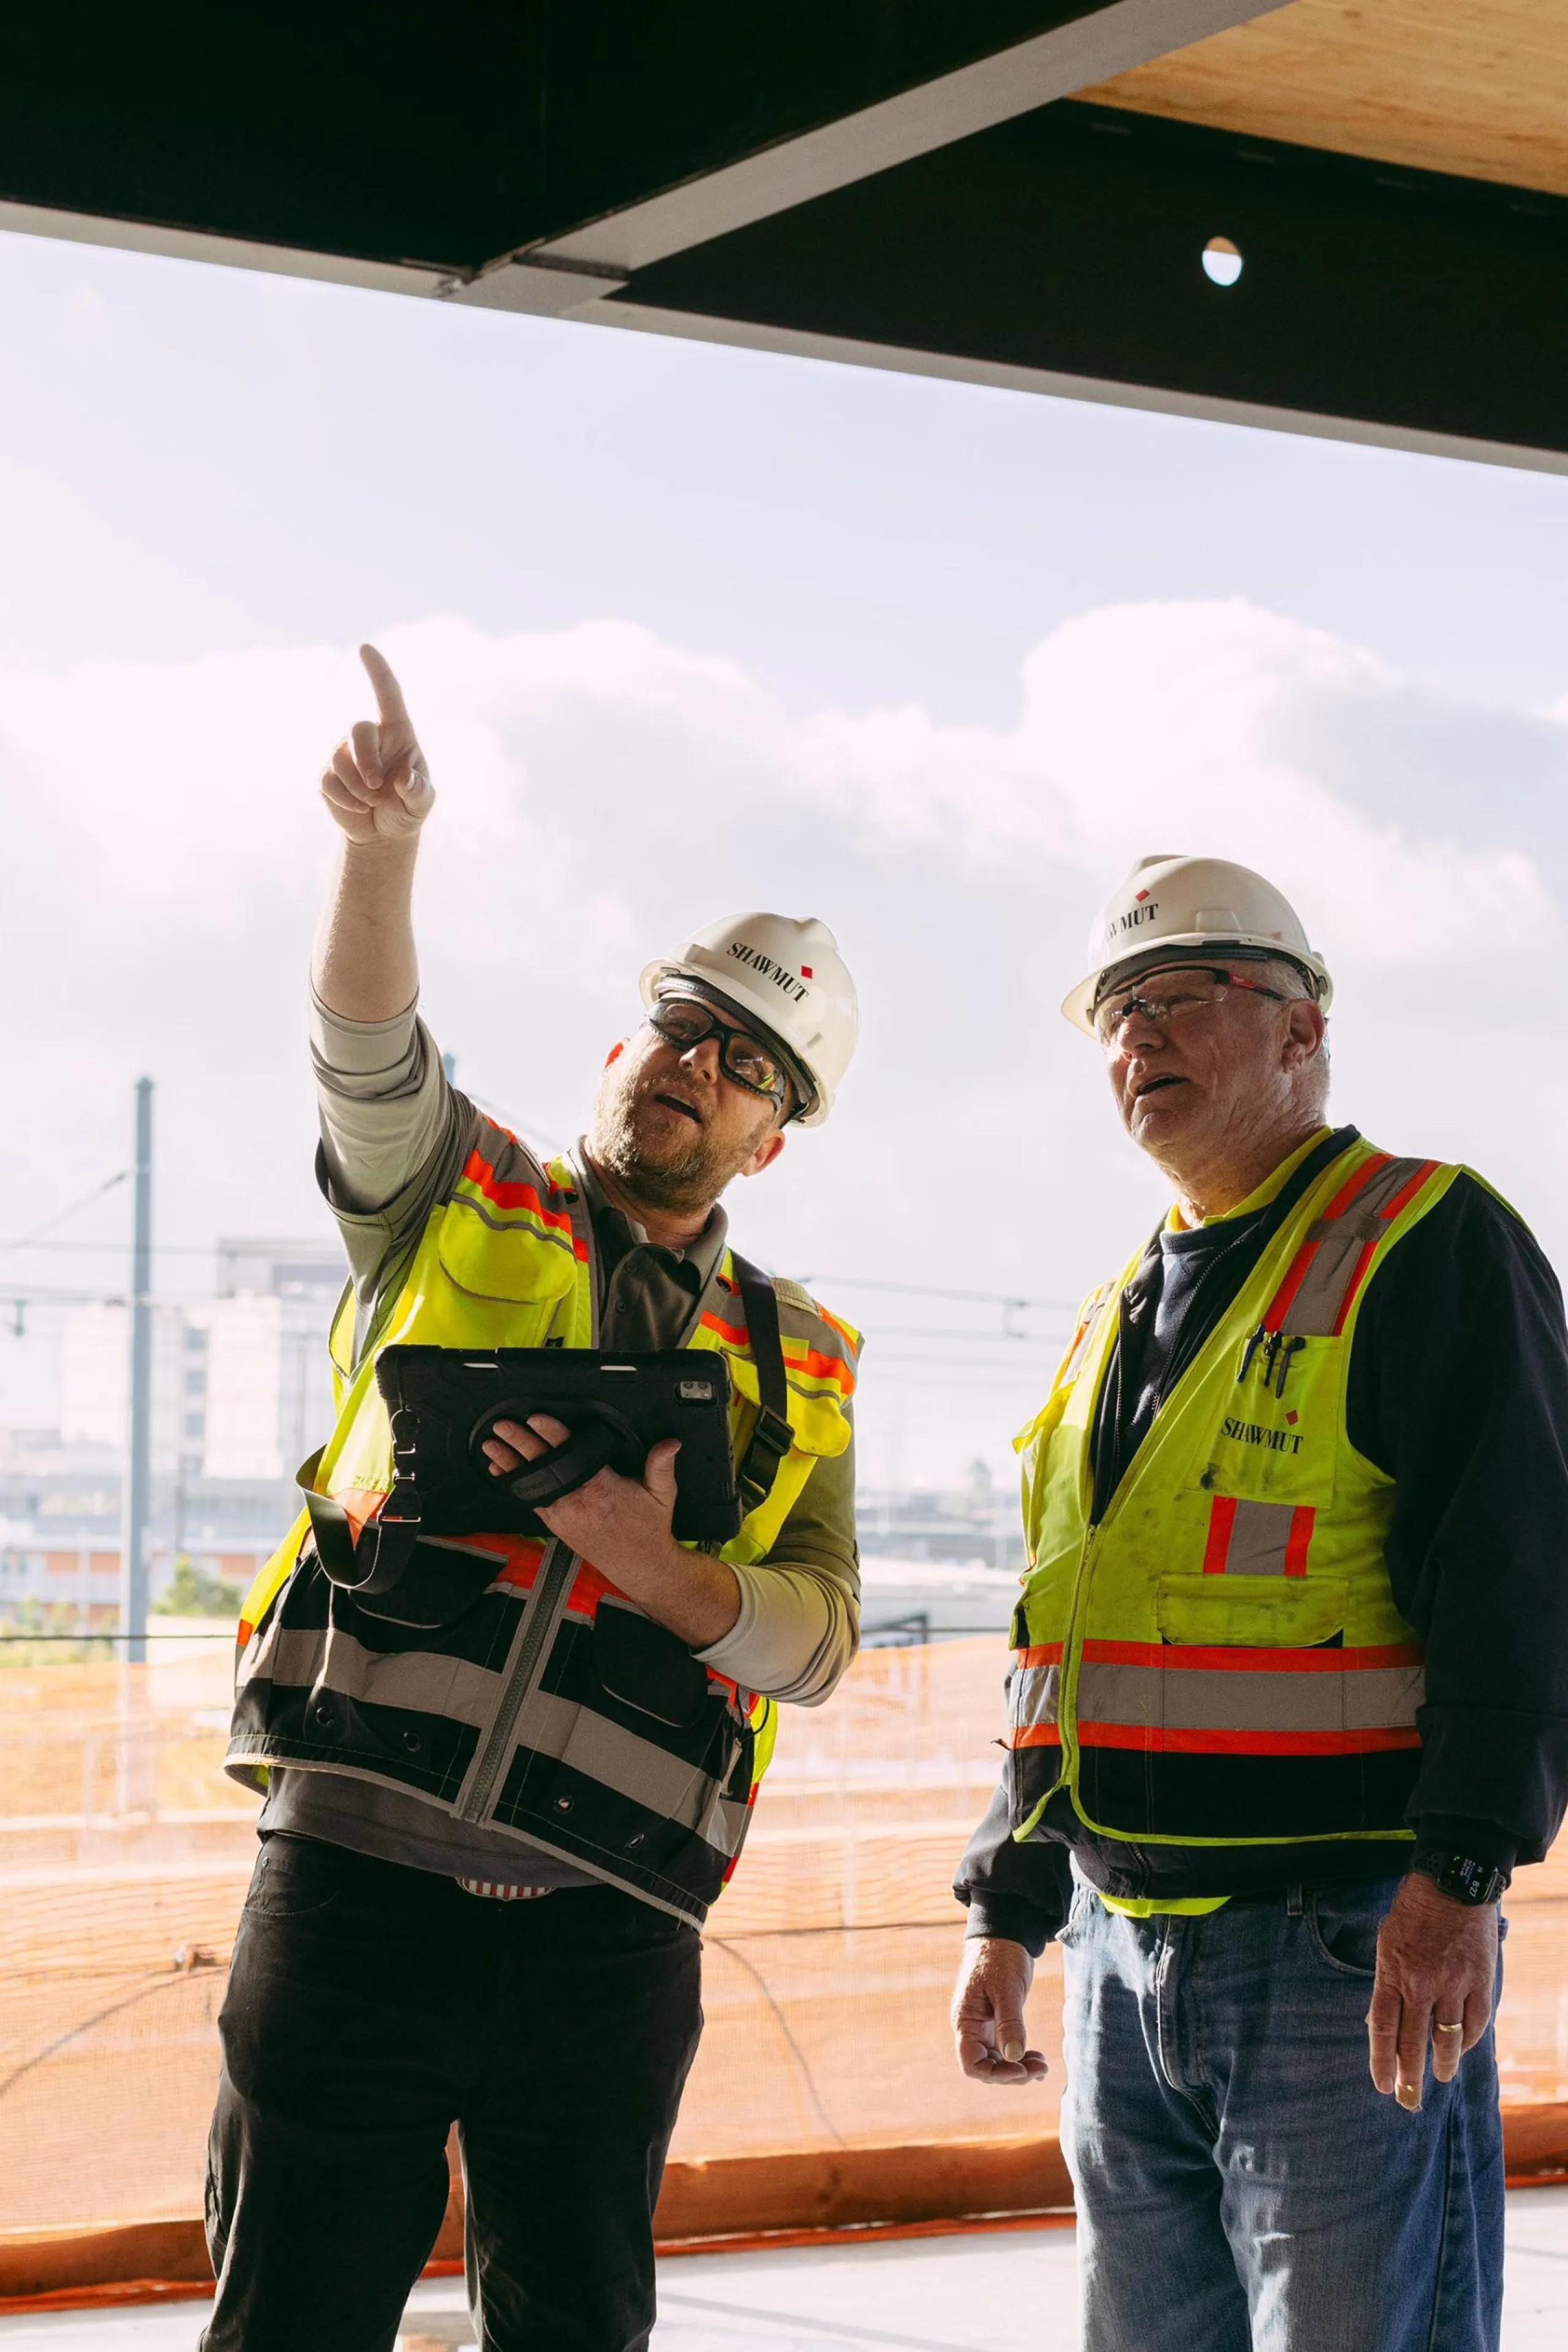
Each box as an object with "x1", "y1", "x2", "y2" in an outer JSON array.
[{"x1": 201, "y1": 1833, "x2": 702, "y2": 2352}]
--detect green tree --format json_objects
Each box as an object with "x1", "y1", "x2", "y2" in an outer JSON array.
[{"x1": 154, "y1": 1558, "x2": 245, "y2": 1617}]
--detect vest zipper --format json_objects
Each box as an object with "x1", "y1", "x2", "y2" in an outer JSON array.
[
  {"x1": 1054, "y1": 1432, "x2": 1144, "y2": 1815},
  {"x1": 1053, "y1": 1523, "x2": 1099, "y2": 1806},
  {"x1": 456, "y1": 1535, "x2": 576, "y2": 1825}
]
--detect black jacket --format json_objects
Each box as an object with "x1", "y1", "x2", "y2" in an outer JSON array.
[{"x1": 956, "y1": 1130, "x2": 1568, "y2": 1951}]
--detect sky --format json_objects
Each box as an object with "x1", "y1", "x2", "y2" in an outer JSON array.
[{"x1": 2, "y1": 224, "x2": 1567, "y2": 1488}]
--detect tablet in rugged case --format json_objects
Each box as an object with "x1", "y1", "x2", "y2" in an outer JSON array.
[{"x1": 374, "y1": 1345, "x2": 744, "y2": 1544}]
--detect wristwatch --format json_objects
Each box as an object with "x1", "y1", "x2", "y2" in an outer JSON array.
[{"x1": 1410, "y1": 1850, "x2": 1510, "y2": 1907}]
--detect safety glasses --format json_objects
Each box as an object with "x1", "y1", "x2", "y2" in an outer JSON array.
[
  {"x1": 646, "y1": 997, "x2": 791, "y2": 1110},
  {"x1": 1093, "y1": 966, "x2": 1287, "y2": 1051}
]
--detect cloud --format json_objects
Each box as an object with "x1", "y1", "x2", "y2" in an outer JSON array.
[{"x1": 4, "y1": 599, "x2": 1565, "y2": 1482}]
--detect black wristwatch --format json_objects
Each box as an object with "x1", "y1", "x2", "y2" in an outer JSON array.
[{"x1": 1410, "y1": 1850, "x2": 1510, "y2": 1907}]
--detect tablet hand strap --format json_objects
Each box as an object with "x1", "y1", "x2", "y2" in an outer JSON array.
[{"x1": 498, "y1": 1416, "x2": 620, "y2": 1507}]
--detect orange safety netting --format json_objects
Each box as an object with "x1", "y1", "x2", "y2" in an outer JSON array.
[{"x1": 2, "y1": 1636, "x2": 1566, "y2": 2236}]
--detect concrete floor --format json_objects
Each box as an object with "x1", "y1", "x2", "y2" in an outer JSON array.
[{"x1": 2, "y1": 2191, "x2": 1565, "y2": 2350}]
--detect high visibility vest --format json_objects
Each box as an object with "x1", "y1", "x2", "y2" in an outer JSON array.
[
  {"x1": 1008, "y1": 1136, "x2": 1458, "y2": 1853},
  {"x1": 227, "y1": 1141, "x2": 859, "y2": 1923}
]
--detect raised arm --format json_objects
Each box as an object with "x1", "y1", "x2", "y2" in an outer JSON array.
[{"x1": 313, "y1": 645, "x2": 436, "y2": 1021}]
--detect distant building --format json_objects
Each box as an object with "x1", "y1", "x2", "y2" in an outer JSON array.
[{"x1": 3, "y1": 1235, "x2": 345, "y2": 1624}]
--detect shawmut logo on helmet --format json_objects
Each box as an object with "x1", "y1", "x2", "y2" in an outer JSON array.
[
  {"x1": 1104, "y1": 898, "x2": 1159, "y2": 945},
  {"x1": 726, "y1": 940, "x2": 810, "y2": 1005},
  {"x1": 639, "y1": 912, "x2": 860, "y2": 1128},
  {"x1": 1062, "y1": 855, "x2": 1334, "y2": 1037}
]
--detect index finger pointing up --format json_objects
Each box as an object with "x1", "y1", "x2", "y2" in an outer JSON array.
[{"x1": 359, "y1": 643, "x2": 413, "y2": 735}]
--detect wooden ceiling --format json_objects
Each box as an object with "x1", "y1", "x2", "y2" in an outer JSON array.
[{"x1": 1080, "y1": 1, "x2": 1568, "y2": 202}]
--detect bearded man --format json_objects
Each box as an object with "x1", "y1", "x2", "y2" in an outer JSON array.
[
  {"x1": 202, "y1": 648, "x2": 862, "y2": 2352},
  {"x1": 952, "y1": 856, "x2": 1568, "y2": 2352}
]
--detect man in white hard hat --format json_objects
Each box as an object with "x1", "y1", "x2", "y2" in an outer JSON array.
[
  {"x1": 952, "y1": 855, "x2": 1568, "y2": 2352},
  {"x1": 202, "y1": 649, "x2": 863, "y2": 2352}
]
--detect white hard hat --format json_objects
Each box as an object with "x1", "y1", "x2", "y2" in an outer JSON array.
[
  {"x1": 1062, "y1": 855, "x2": 1333, "y2": 1035},
  {"x1": 640, "y1": 912, "x2": 858, "y2": 1126}
]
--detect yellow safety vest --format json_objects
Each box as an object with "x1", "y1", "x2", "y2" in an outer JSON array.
[
  {"x1": 228, "y1": 1146, "x2": 859, "y2": 1916},
  {"x1": 1008, "y1": 1136, "x2": 1457, "y2": 1851}
]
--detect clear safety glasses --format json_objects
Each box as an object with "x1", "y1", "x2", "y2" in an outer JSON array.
[{"x1": 1093, "y1": 966, "x2": 1288, "y2": 1052}]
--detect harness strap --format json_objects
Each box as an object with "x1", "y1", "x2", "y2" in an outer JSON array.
[{"x1": 730, "y1": 1254, "x2": 794, "y2": 1518}]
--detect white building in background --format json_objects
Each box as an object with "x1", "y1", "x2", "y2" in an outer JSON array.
[
  {"x1": 208, "y1": 1236, "x2": 344, "y2": 1479},
  {"x1": 2, "y1": 1236, "x2": 349, "y2": 1616},
  {"x1": 58, "y1": 1237, "x2": 344, "y2": 1486},
  {"x1": 60, "y1": 1301, "x2": 189, "y2": 1472}
]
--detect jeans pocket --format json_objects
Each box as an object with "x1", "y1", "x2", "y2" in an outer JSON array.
[
  {"x1": 241, "y1": 1832, "x2": 346, "y2": 1922},
  {"x1": 1057, "y1": 1879, "x2": 1093, "y2": 1951},
  {"x1": 1306, "y1": 1883, "x2": 1387, "y2": 1979}
]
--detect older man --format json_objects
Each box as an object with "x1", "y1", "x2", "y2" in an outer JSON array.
[
  {"x1": 952, "y1": 856, "x2": 1568, "y2": 2352},
  {"x1": 203, "y1": 648, "x2": 862, "y2": 2352}
]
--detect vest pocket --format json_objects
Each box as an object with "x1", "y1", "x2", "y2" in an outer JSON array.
[
  {"x1": 1191, "y1": 1333, "x2": 1344, "y2": 1508},
  {"x1": 349, "y1": 1537, "x2": 500, "y2": 1630},
  {"x1": 593, "y1": 1599, "x2": 711, "y2": 1730},
  {"x1": 434, "y1": 1198, "x2": 579, "y2": 1307},
  {"x1": 1157, "y1": 1573, "x2": 1349, "y2": 1647}
]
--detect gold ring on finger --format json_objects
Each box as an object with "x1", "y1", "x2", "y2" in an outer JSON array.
[{"x1": 1434, "y1": 2021, "x2": 1464, "y2": 2034}]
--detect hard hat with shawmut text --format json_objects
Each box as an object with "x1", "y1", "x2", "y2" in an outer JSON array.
[
  {"x1": 1062, "y1": 855, "x2": 1333, "y2": 1035},
  {"x1": 640, "y1": 913, "x2": 858, "y2": 1125}
]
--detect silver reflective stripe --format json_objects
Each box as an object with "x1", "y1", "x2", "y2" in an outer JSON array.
[
  {"x1": 511, "y1": 1687, "x2": 747, "y2": 1855},
  {"x1": 1009, "y1": 1663, "x2": 1061, "y2": 1727},
  {"x1": 1344, "y1": 1659, "x2": 1427, "y2": 1730},
  {"x1": 443, "y1": 1190, "x2": 581, "y2": 1257},
  {"x1": 1281, "y1": 1158, "x2": 1428, "y2": 1336},
  {"x1": 266, "y1": 1625, "x2": 502, "y2": 1726},
  {"x1": 1226, "y1": 1498, "x2": 1298, "y2": 1576},
  {"x1": 1077, "y1": 1658, "x2": 1425, "y2": 1734}
]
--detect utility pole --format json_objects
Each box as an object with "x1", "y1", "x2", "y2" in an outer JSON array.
[{"x1": 121, "y1": 1076, "x2": 154, "y2": 1665}]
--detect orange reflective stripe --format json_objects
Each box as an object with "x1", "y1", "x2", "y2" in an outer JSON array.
[
  {"x1": 700, "y1": 1309, "x2": 748, "y2": 1347},
  {"x1": 1077, "y1": 1723, "x2": 1422, "y2": 1756},
  {"x1": 1283, "y1": 1505, "x2": 1315, "y2": 1577},
  {"x1": 459, "y1": 1152, "x2": 589, "y2": 1258},
  {"x1": 1012, "y1": 1642, "x2": 1064, "y2": 1669},
  {"x1": 1005, "y1": 1723, "x2": 1063, "y2": 1750},
  {"x1": 782, "y1": 1339, "x2": 856, "y2": 1395},
  {"x1": 1202, "y1": 1494, "x2": 1237, "y2": 1574},
  {"x1": 815, "y1": 1303, "x2": 859, "y2": 1352},
  {"x1": 1080, "y1": 1636, "x2": 1423, "y2": 1674}
]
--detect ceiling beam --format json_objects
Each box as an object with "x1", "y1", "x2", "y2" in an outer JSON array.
[
  {"x1": 0, "y1": 199, "x2": 444, "y2": 298},
  {"x1": 450, "y1": 0, "x2": 1291, "y2": 312}
]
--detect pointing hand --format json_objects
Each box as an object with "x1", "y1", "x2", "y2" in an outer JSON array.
[{"x1": 320, "y1": 645, "x2": 436, "y2": 844}]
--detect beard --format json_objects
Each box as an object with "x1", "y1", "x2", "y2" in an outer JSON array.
[{"x1": 590, "y1": 1057, "x2": 776, "y2": 1214}]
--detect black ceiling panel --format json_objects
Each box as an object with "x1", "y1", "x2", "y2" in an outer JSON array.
[
  {"x1": 618, "y1": 101, "x2": 1568, "y2": 457},
  {"x1": 0, "y1": 2, "x2": 1097, "y2": 268}
]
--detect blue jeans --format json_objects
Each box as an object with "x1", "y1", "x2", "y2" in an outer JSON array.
[{"x1": 1058, "y1": 1872, "x2": 1505, "y2": 2352}]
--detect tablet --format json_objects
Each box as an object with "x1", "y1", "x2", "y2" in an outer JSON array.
[{"x1": 374, "y1": 1344, "x2": 744, "y2": 1545}]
